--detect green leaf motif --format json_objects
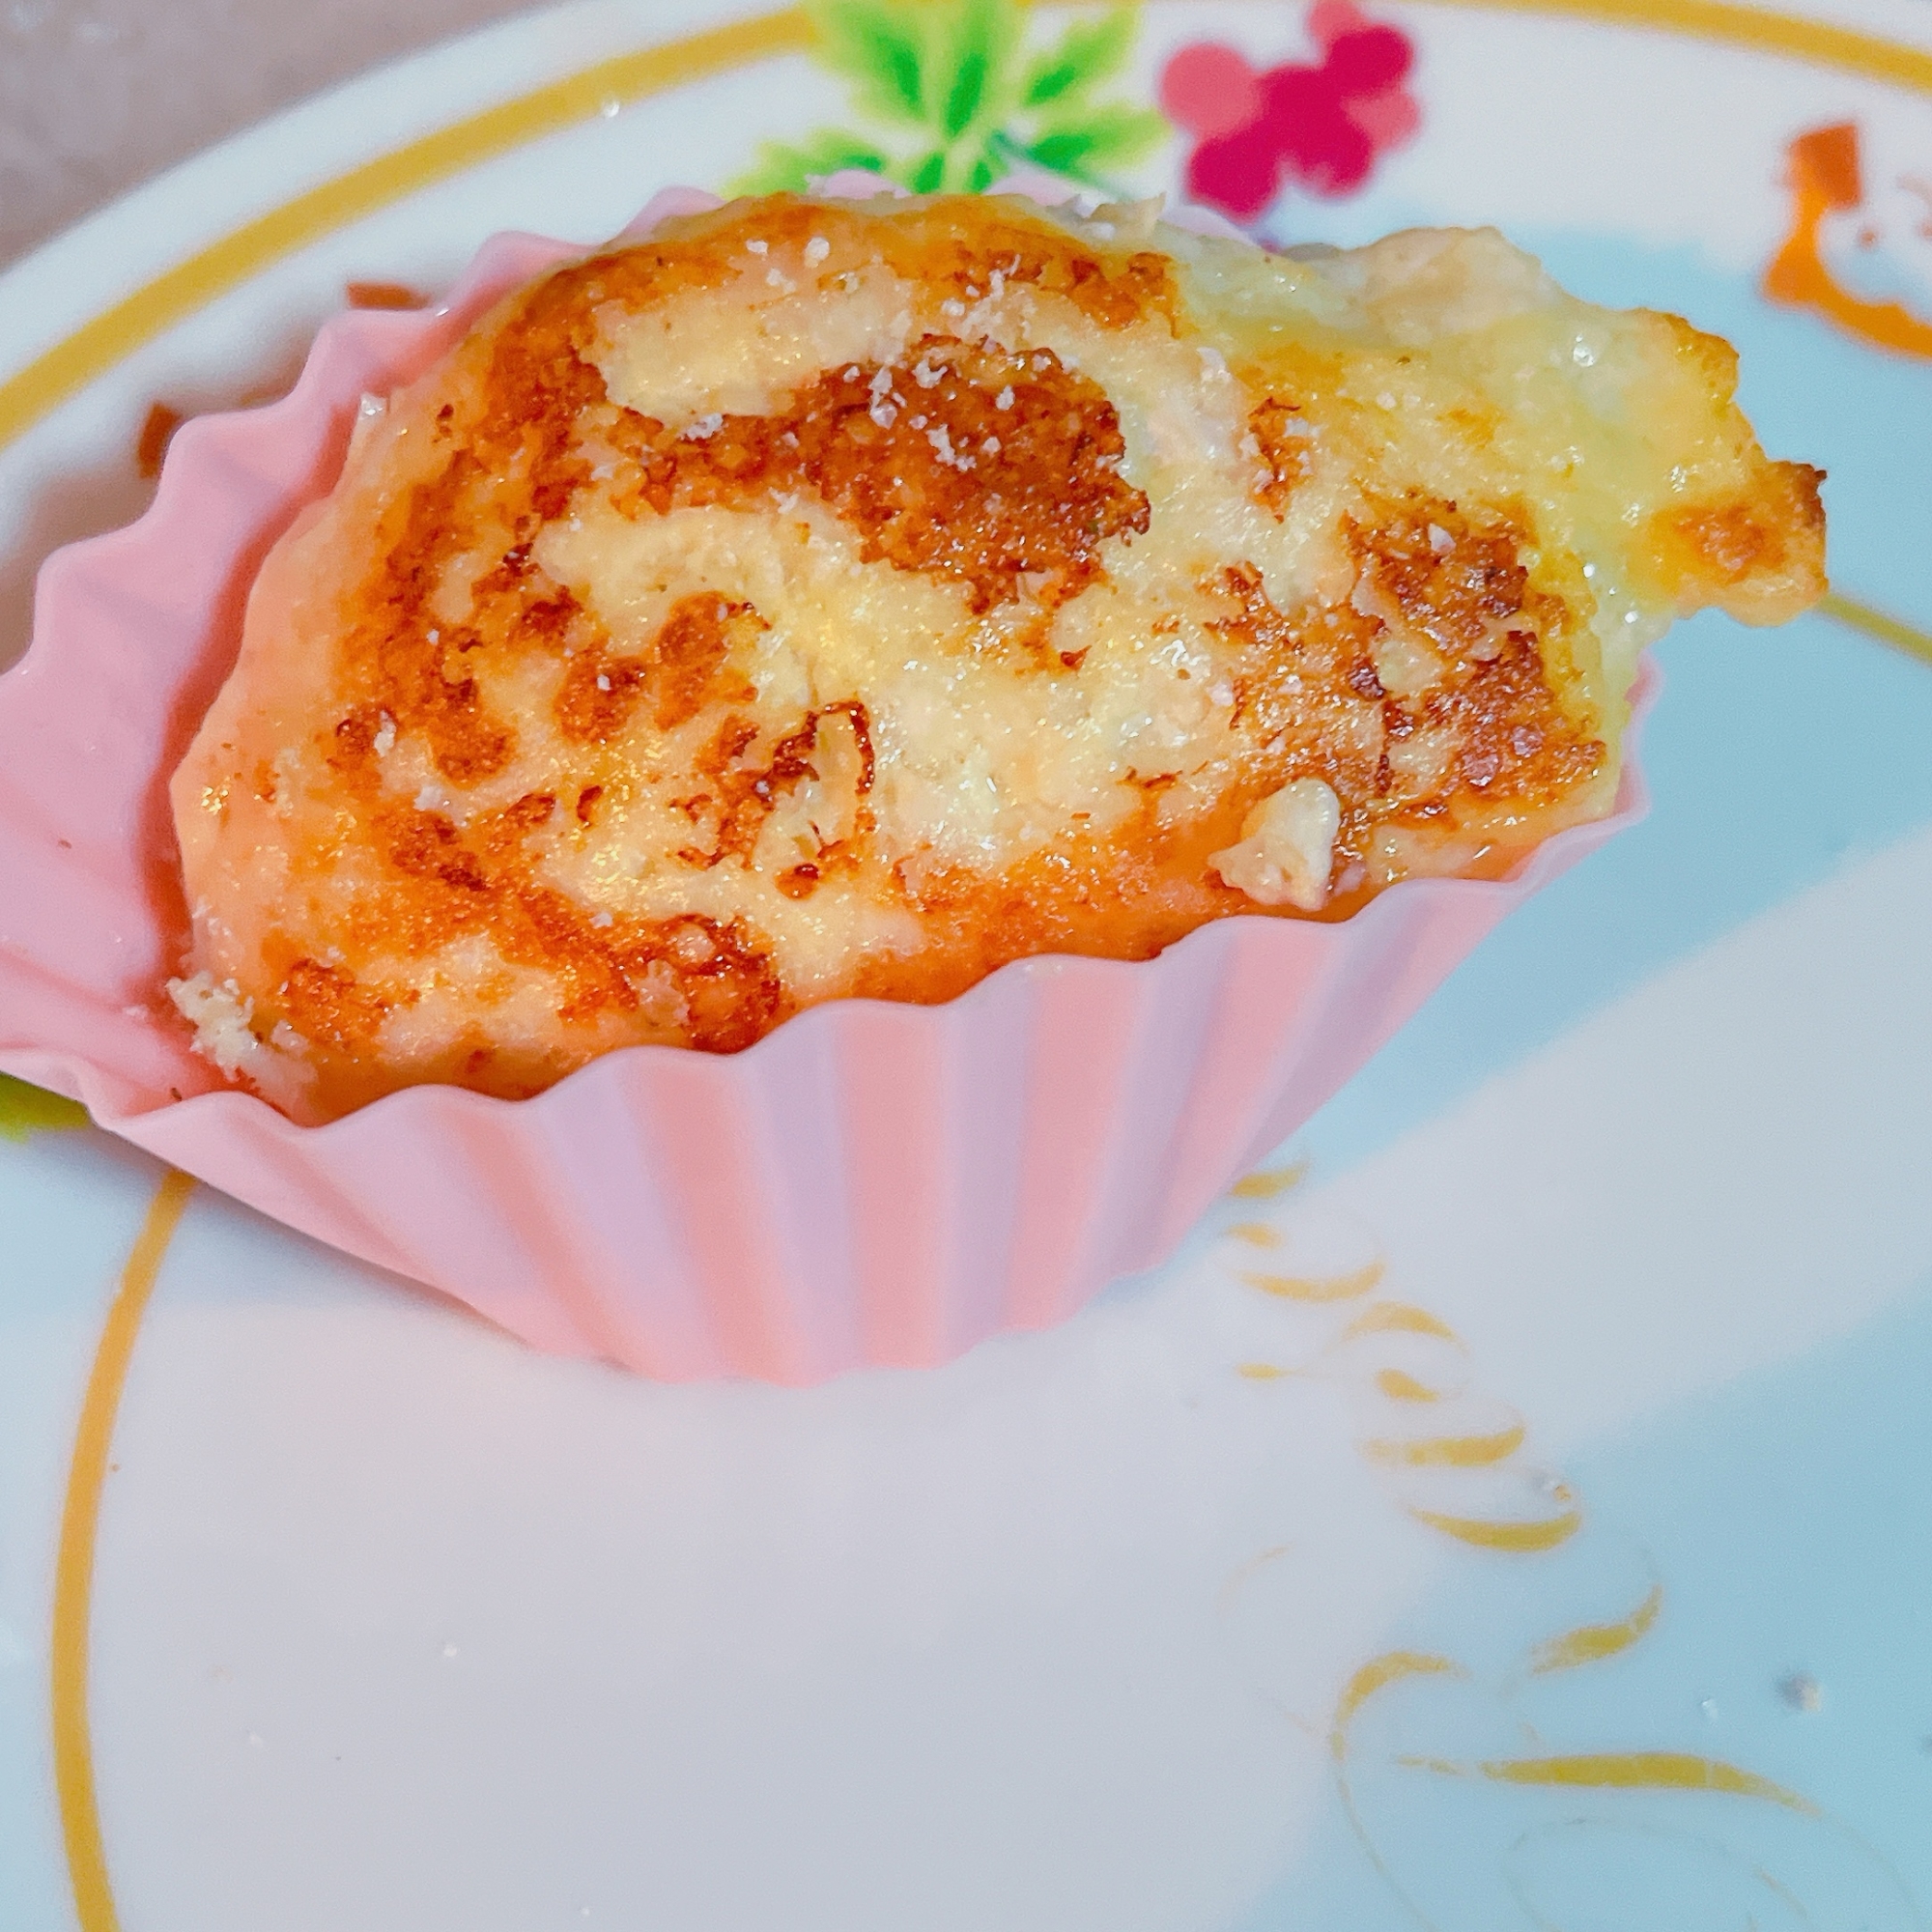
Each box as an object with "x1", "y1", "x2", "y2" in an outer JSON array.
[
  {"x1": 812, "y1": 0, "x2": 927, "y2": 125},
  {"x1": 774, "y1": 0, "x2": 1170, "y2": 203},
  {"x1": 944, "y1": 47, "x2": 990, "y2": 139},
  {"x1": 939, "y1": 0, "x2": 1012, "y2": 139},
  {"x1": 731, "y1": 129, "x2": 892, "y2": 195},
  {"x1": 0, "y1": 1074, "x2": 87, "y2": 1143},
  {"x1": 1023, "y1": 9, "x2": 1135, "y2": 107},
  {"x1": 1027, "y1": 103, "x2": 1169, "y2": 180}
]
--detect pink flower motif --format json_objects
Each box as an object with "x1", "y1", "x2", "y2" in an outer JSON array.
[{"x1": 1160, "y1": 2, "x2": 1420, "y2": 223}]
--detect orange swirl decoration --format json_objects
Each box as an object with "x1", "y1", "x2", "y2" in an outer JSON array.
[{"x1": 1764, "y1": 121, "x2": 1932, "y2": 358}]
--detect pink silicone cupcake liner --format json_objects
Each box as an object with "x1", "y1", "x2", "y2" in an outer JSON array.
[{"x1": 0, "y1": 184, "x2": 1648, "y2": 1383}]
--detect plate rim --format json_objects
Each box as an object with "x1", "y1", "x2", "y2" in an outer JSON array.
[
  {"x1": 4, "y1": 0, "x2": 1932, "y2": 454},
  {"x1": 9, "y1": 3, "x2": 1932, "y2": 1925}
]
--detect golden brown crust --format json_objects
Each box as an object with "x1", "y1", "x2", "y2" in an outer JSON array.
[
  {"x1": 243, "y1": 201, "x2": 1184, "y2": 1082},
  {"x1": 585, "y1": 196, "x2": 1179, "y2": 337},
  {"x1": 1648, "y1": 459, "x2": 1828, "y2": 623},
  {"x1": 604, "y1": 336, "x2": 1151, "y2": 618},
  {"x1": 170, "y1": 197, "x2": 1825, "y2": 1118},
  {"x1": 1249, "y1": 396, "x2": 1313, "y2": 518}
]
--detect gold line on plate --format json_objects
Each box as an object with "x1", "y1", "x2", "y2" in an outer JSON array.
[
  {"x1": 1526, "y1": 1579, "x2": 1664, "y2": 1674},
  {"x1": 1470, "y1": 1748, "x2": 1819, "y2": 1812},
  {"x1": 4, "y1": 0, "x2": 1932, "y2": 458},
  {"x1": 14, "y1": 7, "x2": 1932, "y2": 1912},
  {"x1": 0, "y1": 9, "x2": 813, "y2": 452},
  {"x1": 1403, "y1": 0, "x2": 1932, "y2": 97},
  {"x1": 50, "y1": 1170, "x2": 194, "y2": 1932},
  {"x1": 1818, "y1": 590, "x2": 1932, "y2": 668}
]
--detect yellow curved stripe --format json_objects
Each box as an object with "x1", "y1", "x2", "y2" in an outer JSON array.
[
  {"x1": 1226, "y1": 1221, "x2": 1282, "y2": 1248},
  {"x1": 1468, "y1": 1749, "x2": 1819, "y2": 1813},
  {"x1": 1330, "y1": 1651, "x2": 1463, "y2": 1758},
  {"x1": 1344, "y1": 1302, "x2": 1461, "y2": 1343},
  {"x1": 1819, "y1": 591, "x2": 1932, "y2": 668},
  {"x1": 1528, "y1": 1581, "x2": 1663, "y2": 1674},
  {"x1": 1409, "y1": 0, "x2": 1932, "y2": 98},
  {"x1": 3, "y1": 0, "x2": 1932, "y2": 464},
  {"x1": 1236, "y1": 1360, "x2": 1291, "y2": 1379},
  {"x1": 1375, "y1": 1367, "x2": 1444, "y2": 1403},
  {"x1": 1243, "y1": 1260, "x2": 1385, "y2": 1303},
  {"x1": 1363, "y1": 1420, "x2": 1525, "y2": 1468},
  {"x1": 51, "y1": 1170, "x2": 195, "y2": 1932},
  {"x1": 1408, "y1": 1503, "x2": 1582, "y2": 1551},
  {"x1": 1229, "y1": 1161, "x2": 1307, "y2": 1200},
  {"x1": 0, "y1": 10, "x2": 813, "y2": 453}
]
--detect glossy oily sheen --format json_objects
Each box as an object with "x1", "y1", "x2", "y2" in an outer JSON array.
[
  {"x1": 0, "y1": 197, "x2": 1660, "y2": 1380},
  {"x1": 167, "y1": 192, "x2": 1820, "y2": 1121}
]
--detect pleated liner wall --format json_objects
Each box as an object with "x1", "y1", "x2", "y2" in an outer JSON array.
[{"x1": 0, "y1": 201, "x2": 1644, "y2": 1382}]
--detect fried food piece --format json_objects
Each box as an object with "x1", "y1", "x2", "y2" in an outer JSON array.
[{"x1": 169, "y1": 193, "x2": 1824, "y2": 1121}]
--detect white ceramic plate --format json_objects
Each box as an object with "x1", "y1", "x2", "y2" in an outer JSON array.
[{"x1": 4, "y1": 2, "x2": 1932, "y2": 1924}]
